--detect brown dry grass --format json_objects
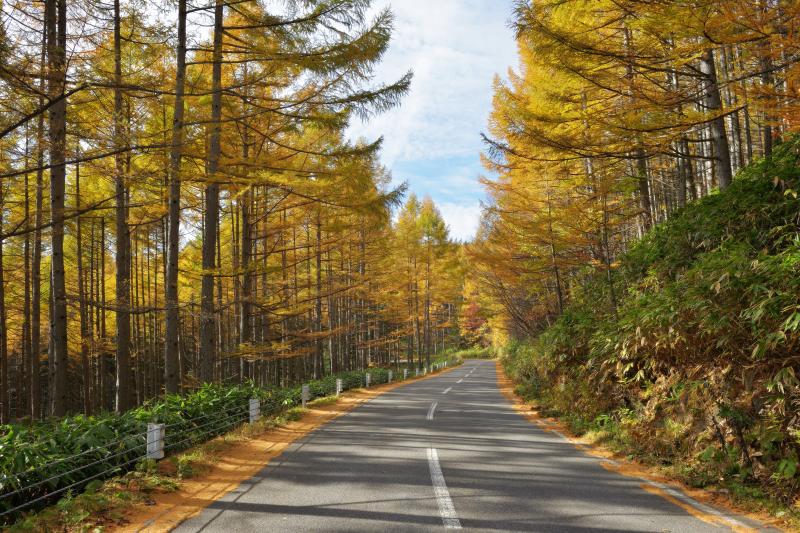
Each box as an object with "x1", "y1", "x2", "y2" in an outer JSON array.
[{"x1": 494, "y1": 361, "x2": 786, "y2": 532}]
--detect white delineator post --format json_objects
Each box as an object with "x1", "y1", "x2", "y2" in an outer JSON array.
[
  {"x1": 301, "y1": 384, "x2": 310, "y2": 408},
  {"x1": 404, "y1": 368, "x2": 408, "y2": 380},
  {"x1": 388, "y1": 370, "x2": 393, "y2": 383},
  {"x1": 249, "y1": 399, "x2": 261, "y2": 423},
  {"x1": 365, "y1": 372, "x2": 371, "y2": 387},
  {"x1": 146, "y1": 423, "x2": 165, "y2": 460},
  {"x1": 336, "y1": 378, "x2": 342, "y2": 396}
]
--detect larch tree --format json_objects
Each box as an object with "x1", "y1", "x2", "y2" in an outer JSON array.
[{"x1": 0, "y1": 0, "x2": 470, "y2": 420}]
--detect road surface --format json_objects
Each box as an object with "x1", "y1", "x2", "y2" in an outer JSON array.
[{"x1": 175, "y1": 360, "x2": 768, "y2": 532}]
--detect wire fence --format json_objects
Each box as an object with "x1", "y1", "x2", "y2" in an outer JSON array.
[{"x1": 0, "y1": 359, "x2": 459, "y2": 524}]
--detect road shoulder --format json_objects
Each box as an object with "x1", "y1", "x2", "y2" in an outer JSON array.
[
  {"x1": 494, "y1": 360, "x2": 784, "y2": 532},
  {"x1": 113, "y1": 368, "x2": 456, "y2": 533}
]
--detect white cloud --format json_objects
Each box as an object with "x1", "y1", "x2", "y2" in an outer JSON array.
[
  {"x1": 348, "y1": 0, "x2": 517, "y2": 165},
  {"x1": 438, "y1": 201, "x2": 482, "y2": 242},
  {"x1": 347, "y1": 0, "x2": 517, "y2": 242}
]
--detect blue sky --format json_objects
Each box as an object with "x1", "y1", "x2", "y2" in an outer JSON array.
[{"x1": 347, "y1": 0, "x2": 518, "y2": 241}]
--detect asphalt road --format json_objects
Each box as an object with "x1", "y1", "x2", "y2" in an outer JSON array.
[{"x1": 174, "y1": 360, "x2": 769, "y2": 532}]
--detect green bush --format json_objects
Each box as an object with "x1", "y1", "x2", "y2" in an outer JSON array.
[{"x1": 501, "y1": 135, "x2": 800, "y2": 504}]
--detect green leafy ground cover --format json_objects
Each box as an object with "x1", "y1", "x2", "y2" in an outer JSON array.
[
  {"x1": 500, "y1": 137, "x2": 800, "y2": 525},
  {"x1": 0, "y1": 361, "x2": 459, "y2": 525}
]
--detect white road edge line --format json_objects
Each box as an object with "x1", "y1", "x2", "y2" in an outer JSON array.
[
  {"x1": 443, "y1": 387, "x2": 452, "y2": 394},
  {"x1": 427, "y1": 448, "x2": 462, "y2": 529},
  {"x1": 427, "y1": 401, "x2": 438, "y2": 421},
  {"x1": 646, "y1": 479, "x2": 749, "y2": 530}
]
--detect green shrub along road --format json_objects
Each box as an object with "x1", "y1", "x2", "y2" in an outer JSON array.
[
  {"x1": 500, "y1": 136, "x2": 800, "y2": 520},
  {"x1": 0, "y1": 361, "x2": 459, "y2": 524}
]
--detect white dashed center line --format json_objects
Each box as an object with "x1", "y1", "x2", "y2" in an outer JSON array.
[
  {"x1": 427, "y1": 401, "x2": 438, "y2": 421},
  {"x1": 443, "y1": 387, "x2": 452, "y2": 394},
  {"x1": 427, "y1": 448, "x2": 462, "y2": 529}
]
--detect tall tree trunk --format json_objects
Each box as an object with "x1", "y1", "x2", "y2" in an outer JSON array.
[
  {"x1": 424, "y1": 242, "x2": 431, "y2": 369},
  {"x1": 623, "y1": 28, "x2": 652, "y2": 230},
  {"x1": 759, "y1": 2, "x2": 774, "y2": 157},
  {"x1": 47, "y1": 0, "x2": 69, "y2": 417},
  {"x1": 314, "y1": 210, "x2": 323, "y2": 377},
  {"x1": 327, "y1": 247, "x2": 337, "y2": 374},
  {"x1": 0, "y1": 171, "x2": 7, "y2": 423},
  {"x1": 546, "y1": 188, "x2": 564, "y2": 313},
  {"x1": 98, "y1": 217, "x2": 108, "y2": 407},
  {"x1": 89, "y1": 221, "x2": 98, "y2": 408},
  {"x1": 21, "y1": 137, "x2": 32, "y2": 419},
  {"x1": 164, "y1": 0, "x2": 186, "y2": 394},
  {"x1": 30, "y1": 39, "x2": 45, "y2": 421},
  {"x1": 76, "y1": 164, "x2": 92, "y2": 415},
  {"x1": 413, "y1": 256, "x2": 421, "y2": 368},
  {"x1": 239, "y1": 189, "x2": 252, "y2": 355},
  {"x1": 238, "y1": 88, "x2": 252, "y2": 380},
  {"x1": 699, "y1": 48, "x2": 733, "y2": 189},
  {"x1": 760, "y1": 64, "x2": 774, "y2": 157},
  {"x1": 200, "y1": 0, "x2": 224, "y2": 383},
  {"x1": 635, "y1": 152, "x2": 652, "y2": 229},
  {"x1": 113, "y1": 0, "x2": 133, "y2": 412},
  {"x1": 215, "y1": 212, "x2": 223, "y2": 381},
  {"x1": 675, "y1": 141, "x2": 687, "y2": 208}
]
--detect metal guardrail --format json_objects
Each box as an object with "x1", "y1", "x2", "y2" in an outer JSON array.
[{"x1": 0, "y1": 358, "x2": 459, "y2": 523}]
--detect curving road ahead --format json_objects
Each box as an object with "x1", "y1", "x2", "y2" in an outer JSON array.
[{"x1": 174, "y1": 360, "x2": 770, "y2": 532}]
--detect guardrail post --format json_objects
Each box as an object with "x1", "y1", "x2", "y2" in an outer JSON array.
[
  {"x1": 388, "y1": 370, "x2": 393, "y2": 383},
  {"x1": 249, "y1": 399, "x2": 261, "y2": 423},
  {"x1": 301, "y1": 384, "x2": 310, "y2": 408},
  {"x1": 365, "y1": 372, "x2": 371, "y2": 387},
  {"x1": 146, "y1": 423, "x2": 165, "y2": 460},
  {"x1": 336, "y1": 378, "x2": 342, "y2": 396}
]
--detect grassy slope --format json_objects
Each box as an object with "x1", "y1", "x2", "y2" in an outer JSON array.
[{"x1": 501, "y1": 136, "x2": 800, "y2": 522}]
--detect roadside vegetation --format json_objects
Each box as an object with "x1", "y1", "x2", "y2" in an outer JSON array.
[
  {"x1": 0, "y1": 363, "x2": 459, "y2": 527},
  {"x1": 7, "y1": 406, "x2": 305, "y2": 533},
  {"x1": 466, "y1": 1, "x2": 800, "y2": 526},
  {"x1": 493, "y1": 138, "x2": 800, "y2": 524},
  {"x1": 445, "y1": 347, "x2": 493, "y2": 360}
]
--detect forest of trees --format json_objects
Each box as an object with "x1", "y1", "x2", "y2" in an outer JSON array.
[
  {"x1": 472, "y1": 0, "x2": 800, "y2": 338},
  {"x1": 471, "y1": 0, "x2": 800, "y2": 501},
  {"x1": 0, "y1": 0, "x2": 465, "y2": 422},
  {"x1": 6, "y1": 0, "x2": 800, "y2": 526}
]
